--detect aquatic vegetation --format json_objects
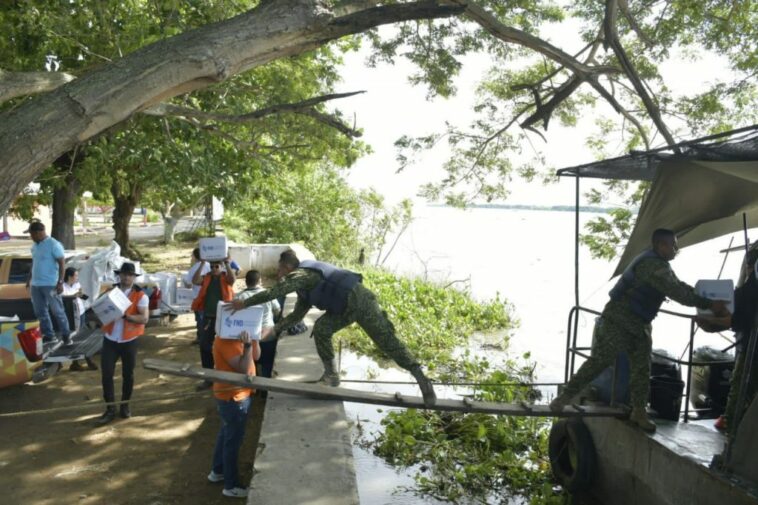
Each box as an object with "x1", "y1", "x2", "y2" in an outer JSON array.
[
  {"x1": 339, "y1": 268, "x2": 516, "y2": 367},
  {"x1": 342, "y1": 268, "x2": 566, "y2": 504}
]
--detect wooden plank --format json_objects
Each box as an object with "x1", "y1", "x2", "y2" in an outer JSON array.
[{"x1": 143, "y1": 358, "x2": 628, "y2": 419}]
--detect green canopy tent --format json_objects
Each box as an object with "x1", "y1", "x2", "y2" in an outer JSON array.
[
  {"x1": 612, "y1": 159, "x2": 758, "y2": 277},
  {"x1": 557, "y1": 124, "x2": 758, "y2": 278}
]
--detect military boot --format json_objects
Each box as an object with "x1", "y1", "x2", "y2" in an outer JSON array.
[
  {"x1": 549, "y1": 395, "x2": 569, "y2": 413},
  {"x1": 410, "y1": 366, "x2": 436, "y2": 408},
  {"x1": 629, "y1": 408, "x2": 656, "y2": 433},
  {"x1": 318, "y1": 359, "x2": 340, "y2": 387}
]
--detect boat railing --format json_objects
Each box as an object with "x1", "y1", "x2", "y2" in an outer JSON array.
[{"x1": 564, "y1": 304, "x2": 733, "y2": 422}]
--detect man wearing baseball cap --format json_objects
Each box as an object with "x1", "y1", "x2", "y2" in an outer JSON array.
[{"x1": 26, "y1": 221, "x2": 71, "y2": 347}]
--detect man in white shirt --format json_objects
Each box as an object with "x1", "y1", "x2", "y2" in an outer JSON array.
[
  {"x1": 183, "y1": 247, "x2": 210, "y2": 345},
  {"x1": 235, "y1": 270, "x2": 280, "y2": 381},
  {"x1": 96, "y1": 262, "x2": 149, "y2": 425}
]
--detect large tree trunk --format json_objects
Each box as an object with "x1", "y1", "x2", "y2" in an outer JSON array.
[
  {"x1": 163, "y1": 216, "x2": 179, "y2": 244},
  {"x1": 111, "y1": 180, "x2": 142, "y2": 259},
  {"x1": 50, "y1": 149, "x2": 85, "y2": 249},
  {"x1": 0, "y1": 0, "x2": 465, "y2": 215},
  {"x1": 51, "y1": 175, "x2": 80, "y2": 249}
]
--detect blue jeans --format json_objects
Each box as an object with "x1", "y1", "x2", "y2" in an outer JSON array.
[
  {"x1": 30, "y1": 285, "x2": 70, "y2": 340},
  {"x1": 212, "y1": 396, "x2": 252, "y2": 490}
]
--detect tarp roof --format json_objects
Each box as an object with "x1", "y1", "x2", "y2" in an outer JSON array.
[
  {"x1": 612, "y1": 160, "x2": 758, "y2": 276},
  {"x1": 557, "y1": 124, "x2": 758, "y2": 181},
  {"x1": 554, "y1": 125, "x2": 758, "y2": 277}
]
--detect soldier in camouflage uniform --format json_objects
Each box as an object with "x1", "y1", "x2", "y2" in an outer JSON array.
[
  {"x1": 550, "y1": 229, "x2": 728, "y2": 432},
  {"x1": 228, "y1": 250, "x2": 436, "y2": 407}
]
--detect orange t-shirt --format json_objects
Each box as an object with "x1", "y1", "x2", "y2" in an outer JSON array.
[{"x1": 212, "y1": 337, "x2": 256, "y2": 402}]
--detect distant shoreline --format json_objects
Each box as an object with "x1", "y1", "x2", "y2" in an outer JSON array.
[{"x1": 429, "y1": 203, "x2": 631, "y2": 214}]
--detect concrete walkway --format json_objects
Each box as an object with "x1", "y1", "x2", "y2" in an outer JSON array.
[{"x1": 249, "y1": 301, "x2": 359, "y2": 505}]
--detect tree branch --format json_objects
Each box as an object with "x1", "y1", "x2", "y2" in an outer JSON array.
[
  {"x1": 0, "y1": 0, "x2": 466, "y2": 214},
  {"x1": 457, "y1": 1, "x2": 620, "y2": 80},
  {"x1": 142, "y1": 91, "x2": 365, "y2": 137},
  {"x1": 603, "y1": 0, "x2": 678, "y2": 149},
  {"x1": 0, "y1": 69, "x2": 76, "y2": 103},
  {"x1": 617, "y1": 0, "x2": 655, "y2": 47}
]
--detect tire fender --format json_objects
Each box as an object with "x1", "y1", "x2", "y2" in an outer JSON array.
[{"x1": 548, "y1": 418, "x2": 596, "y2": 493}]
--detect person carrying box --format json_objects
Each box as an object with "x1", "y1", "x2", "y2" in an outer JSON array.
[
  {"x1": 550, "y1": 229, "x2": 730, "y2": 432},
  {"x1": 226, "y1": 249, "x2": 437, "y2": 407},
  {"x1": 192, "y1": 256, "x2": 236, "y2": 390},
  {"x1": 234, "y1": 270, "x2": 280, "y2": 381},
  {"x1": 95, "y1": 262, "x2": 148, "y2": 425},
  {"x1": 206, "y1": 330, "x2": 260, "y2": 498}
]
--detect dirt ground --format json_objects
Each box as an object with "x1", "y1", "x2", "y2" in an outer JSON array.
[{"x1": 0, "y1": 239, "x2": 265, "y2": 505}]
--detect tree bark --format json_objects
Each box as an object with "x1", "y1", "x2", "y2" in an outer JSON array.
[
  {"x1": 51, "y1": 174, "x2": 81, "y2": 249},
  {"x1": 162, "y1": 203, "x2": 186, "y2": 244},
  {"x1": 163, "y1": 217, "x2": 179, "y2": 244},
  {"x1": 0, "y1": 0, "x2": 465, "y2": 216},
  {"x1": 0, "y1": 69, "x2": 76, "y2": 103},
  {"x1": 111, "y1": 179, "x2": 142, "y2": 259},
  {"x1": 50, "y1": 149, "x2": 85, "y2": 249}
]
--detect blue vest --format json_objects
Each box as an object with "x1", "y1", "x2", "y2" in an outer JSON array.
[
  {"x1": 297, "y1": 260, "x2": 362, "y2": 315},
  {"x1": 608, "y1": 250, "x2": 666, "y2": 323}
]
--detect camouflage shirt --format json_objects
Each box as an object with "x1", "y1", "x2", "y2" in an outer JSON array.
[
  {"x1": 604, "y1": 256, "x2": 712, "y2": 328},
  {"x1": 239, "y1": 269, "x2": 322, "y2": 334}
]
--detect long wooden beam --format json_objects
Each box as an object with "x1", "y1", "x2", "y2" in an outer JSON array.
[{"x1": 143, "y1": 358, "x2": 627, "y2": 419}]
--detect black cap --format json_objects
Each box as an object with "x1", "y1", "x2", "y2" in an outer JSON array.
[
  {"x1": 24, "y1": 221, "x2": 45, "y2": 233},
  {"x1": 115, "y1": 262, "x2": 139, "y2": 276}
]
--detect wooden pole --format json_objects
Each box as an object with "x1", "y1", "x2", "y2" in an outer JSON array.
[{"x1": 143, "y1": 358, "x2": 628, "y2": 419}]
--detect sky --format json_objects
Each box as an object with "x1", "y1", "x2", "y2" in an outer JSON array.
[{"x1": 333, "y1": 21, "x2": 732, "y2": 208}]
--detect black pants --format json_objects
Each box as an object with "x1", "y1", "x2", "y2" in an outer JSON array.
[
  {"x1": 101, "y1": 337, "x2": 138, "y2": 405},
  {"x1": 200, "y1": 316, "x2": 216, "y2": 370},
  {"x1": 256, "y1": 339, "x2": 278, "y2": 379}
]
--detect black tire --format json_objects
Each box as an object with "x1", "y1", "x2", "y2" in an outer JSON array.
[{"x1": 548, "y1": 418, "x2": 596, "y2": 493}]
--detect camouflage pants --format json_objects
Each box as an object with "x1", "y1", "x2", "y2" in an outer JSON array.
[
  {"x1": 559, "y1": 316, "x2": 652, "y2": 411},
  {"x1": 312, "y1": 283, "x2": 419, "y2": 371}
]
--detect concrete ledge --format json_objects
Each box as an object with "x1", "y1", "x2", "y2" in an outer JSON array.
[
  {"x1": 249, "y1": 304, "x2": 359, "y2": 505},
  {"x1": 585, "y1": 417, "x2": 758, "y2": 505}
]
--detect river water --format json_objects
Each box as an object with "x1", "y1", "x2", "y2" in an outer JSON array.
[{"x1": 344, "y1": 205, "x2": 752, "y2": 504}]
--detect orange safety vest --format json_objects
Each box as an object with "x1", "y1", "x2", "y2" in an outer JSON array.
[
  {"x1": 191, "y1": 274, "x2": 234, "y2": 313},
  {"x1": 102, "y1": 287, "x2": 146, "y2": 342}
]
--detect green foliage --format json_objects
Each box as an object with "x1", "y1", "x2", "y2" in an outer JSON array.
[
  {"x1": 338, "y1": 268, "x2": 515, "y2": 367},
  {"x1": 366, "y1": 367, "x2": 564, "y2": 504},
  {"x1": 223, "y1": 165, "x2": 364, "y2": 263}
]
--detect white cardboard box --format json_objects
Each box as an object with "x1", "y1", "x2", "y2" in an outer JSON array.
[
  {"x1": 176, "y1": 288, "x2": 195, "y2": 306},
  {"x1": 92, "y1": 288, "x2": 133, "y2": 326},
  {"x1": 199, "y1": 237, "x2": 228, "y2": 261},
  {"x1": 215, "y1": 302, "x2": 263, "y2": 340},
  {"x1": 695, "y1": 279, "x2": 735, "y2": 315}
]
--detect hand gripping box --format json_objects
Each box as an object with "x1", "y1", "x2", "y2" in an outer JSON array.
[
  {"x1": 215, "y1": 302, "x2": 263, "y2": 340},
  {"x1": 199, "y1": 237, "x2": 228, "y2": 262},
  {"x1": 92, "y1": 288, "x2": 132, "y2": 326},
  {"x1": 695, "y1": 279, "x2": 735, "y2": 316}
]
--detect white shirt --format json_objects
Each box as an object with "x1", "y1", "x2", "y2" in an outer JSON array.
[
  {"x1": 234, "y1": 286, "x2": 280, "y2": 329},
  {"x1": 183, "y1": 261, "x2": 211, "y2": 297},
  {"x1": 62, "y1": 281, "x2": 86, "y2": 319},
  {"x1": 104, "y1": 287, "x2": 148, "y2": 343}
]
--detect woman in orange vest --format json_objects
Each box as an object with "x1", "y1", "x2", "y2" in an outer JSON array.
[
  {"x1": 96, "y1": 262, "x2": 149, "y2": 426},
  {"x1": 192, "y1": 256, "x2": 235, "y2": 390}
]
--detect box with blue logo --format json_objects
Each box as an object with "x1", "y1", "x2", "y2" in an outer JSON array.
[
  {"x1": 215, "y1": 302, "x2": 263, "y2": 340},
  {"x1": 199, "y1": 237, "x2": 228, "y2": 262},
  {"x1": 92, "y1": 288, "x2": 133, "y2": 326}
]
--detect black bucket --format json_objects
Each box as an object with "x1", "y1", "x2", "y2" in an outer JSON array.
[{"x1": 650, "y1": 375, "x2": 684, "y2": 421}]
